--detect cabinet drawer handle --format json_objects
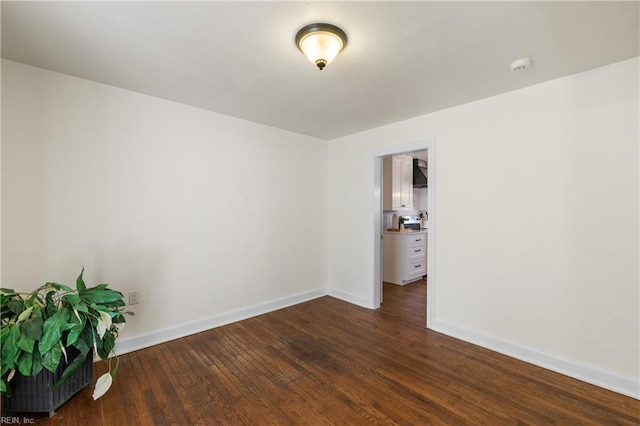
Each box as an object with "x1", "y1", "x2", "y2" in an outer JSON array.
[
  {"x1": 401, "y1": 204, "x2": 406, "y2": 207},
  {"x1": 414, "y1": 249, "x2": 421, "y2": 253},
  {"x1": 415, "y1": 239, "x2": 422, "y2": 242},
  {"x1": 414, "y1": 264, "x2": 422, "y2": 268}
]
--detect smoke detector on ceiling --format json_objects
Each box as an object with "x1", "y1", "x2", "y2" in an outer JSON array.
[{"x1": 510, "y1": 57, "x2": 533, "y2": 71}]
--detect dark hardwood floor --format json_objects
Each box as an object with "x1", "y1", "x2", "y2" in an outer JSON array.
[{"x1": 16, "y1": 280, "x2": 640, "y2": 424}]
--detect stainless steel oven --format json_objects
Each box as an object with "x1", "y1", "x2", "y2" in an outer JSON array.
[{"x1": 400, "y1": 216, "x2": 421, "y2": 231}]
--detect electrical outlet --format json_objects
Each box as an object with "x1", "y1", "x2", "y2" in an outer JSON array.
[{"x1": 129, "y1": 291, "x2": 140, "y2": 305}]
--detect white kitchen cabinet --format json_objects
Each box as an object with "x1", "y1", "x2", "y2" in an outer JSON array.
[
  {"x1": 383, "y1": 155, "x2": 413, "y2": 210},
  {"x1": 383, "y1": 231, "x2": 427, "y2": 285}
]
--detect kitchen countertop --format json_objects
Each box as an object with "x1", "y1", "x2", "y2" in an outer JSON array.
[{"x1": 384, "y1": 229, "x2": 428, "y2": 235}]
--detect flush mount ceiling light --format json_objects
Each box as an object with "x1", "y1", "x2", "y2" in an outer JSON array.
[{"x1": 295, "y1": 23, "x2": 347, "y2": 70}]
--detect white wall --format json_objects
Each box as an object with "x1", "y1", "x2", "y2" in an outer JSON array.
[
  {"x1": 3, "y1": 56, "x2": 638, "y2": 398},
  {"x1": 1, "y1": 59, "x2": 328, "y2": 350},
  {"x1": 328, "y1": 58, "x2": 639, "y2": 396}
]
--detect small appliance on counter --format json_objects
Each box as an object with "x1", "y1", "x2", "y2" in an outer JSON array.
[
  {"x1": 391, "y1": 213, "x2": 399, "y2": 230},
  {"x1": 419, "y1": 212, "x2": 428, "y2": 229}
]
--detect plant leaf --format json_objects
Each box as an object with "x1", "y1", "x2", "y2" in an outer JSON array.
[
  {"x1": 95, "y1": 310, "x2": 113, "y2": 340},
  {"x1": 66, "y1": 317, "x2": 85, "y2": 347},
  {"x1": 96, "y1": 318, "x2": 107, "y2": 339},
  {"x1": 101, "y1": 299, "x2": 126, "y2": 308},
  {"x1": 60, "y1": 342, "x2": 68, "y2": 363},
  {"x1": 52, "y1": 351, "x2": 87, "y2": 390},
  {"x1": 0, "y1": 326, "x2": 9, "y2": 341},
  {"x1": 111, "y1": 357, "x2": 120, "y2": 378},
  {"x1": 16, "y1": 350, "x2": 32, "y2": 376},
  {"x1": 17, "y1": 306, "x2": 33, "y2": 323},
  {"x1": 38, "y1": 309, "x2": 70, "y2": 355},
  {"x1": 31, "y1": 346, "x2": 43, "y2": 376},
  {"x1": 63, "y1": 293, "x2": 90, "y2": 315},
  {"x1": 0, "y1": 361, "x2": 10, "y2": 377},
  {"x1": 62, "y1": 293, "x2": 81, "y2": 306},
  {"x1": 7, "y1": 300, "x2": 24, "y2": 315},
  {"x1": 92, "y1": 372, "x2": 113, "y2": 400},
  {"x1": 76, "y1": 267, "x2": 86, "y2": 292},
  {"x1": 1, "y1": 325, "x2": 21, "y2": 369},
  {"x1": 44, "y1": 291, "x2": 57, "y2": 317},
  {"x1": 80, "y1": 283, "x2": 108, "y2": 294},
  {"x1": 17, "y1": 332, "x2": 35, "y2": 354},
  {"x1": 0, "y1": 378, "x2": 9, "y2": 396},
  {"x1": 20, "y1": 318, "x2": 43, "y2": 340},
  {"x1": 72, "y1": 336, "x2": 91, "y2": 357},
  {"x1": 101, "y1": 330, "x2": 116, "y2": 358},
  {"x1": 75, "y1": 301, "x2": 89, "y2": 313},
  {"x1": 82, "y1": 289, "x2": 123, "y2": 304},
  {"x1": 44, "y1": 282, "x2": 74, "y2": 292},
  {"x1": 41, "y1": 343, "x2": 62, "y2": 373}
]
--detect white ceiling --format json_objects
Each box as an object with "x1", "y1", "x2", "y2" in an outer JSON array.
[{"x1": 2, "y1": 1, "x2": 638, "y2": 140}]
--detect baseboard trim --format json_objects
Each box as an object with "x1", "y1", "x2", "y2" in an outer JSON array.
[
  {"x1": 328, "y1": 287, "x2": 371, "y2": 308},
  {"x1": 115, "y1": 287, "x2": 328, "y2": 355},
  {"x1": 431, "y1": 320, "x2": 639, "y2": 400}
]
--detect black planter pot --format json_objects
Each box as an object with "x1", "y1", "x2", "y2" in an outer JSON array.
[{"x1": 2, "y1": 352, "x2": 93, "y2": 417}]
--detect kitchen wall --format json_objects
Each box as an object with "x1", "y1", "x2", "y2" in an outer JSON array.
[
  {"x1": 327, "y1": 58, "x2": 639, "y2": 397},
  {"x1": 1, "y1": 59, "x2": 328, "y2": 352}
]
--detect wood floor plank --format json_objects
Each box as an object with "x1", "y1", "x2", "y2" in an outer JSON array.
[{"x1": 12, "y1": 280, "x2": 639, "y2": 425}]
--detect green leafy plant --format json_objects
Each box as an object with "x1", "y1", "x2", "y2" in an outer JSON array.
[{"x1": 0, "y1": 269, "x2": 133, "y2": 400}]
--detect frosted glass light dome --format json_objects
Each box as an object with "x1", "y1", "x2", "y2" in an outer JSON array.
[{"x1": 295, "y1": 23, "x2": 347, "y2": 70}]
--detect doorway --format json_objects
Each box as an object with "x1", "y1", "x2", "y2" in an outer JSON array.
[{"x1": 371, "y1": 139, "x2": 435, "y2": 329}]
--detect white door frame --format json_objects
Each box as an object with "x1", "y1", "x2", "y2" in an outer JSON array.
[{"x1": 371, "y1": 138, "x2": 436, "y2": 328}]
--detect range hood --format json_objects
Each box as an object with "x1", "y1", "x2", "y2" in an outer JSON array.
[{"x1": 413, "y1": 159, "x2": 428, "y2": 188}]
